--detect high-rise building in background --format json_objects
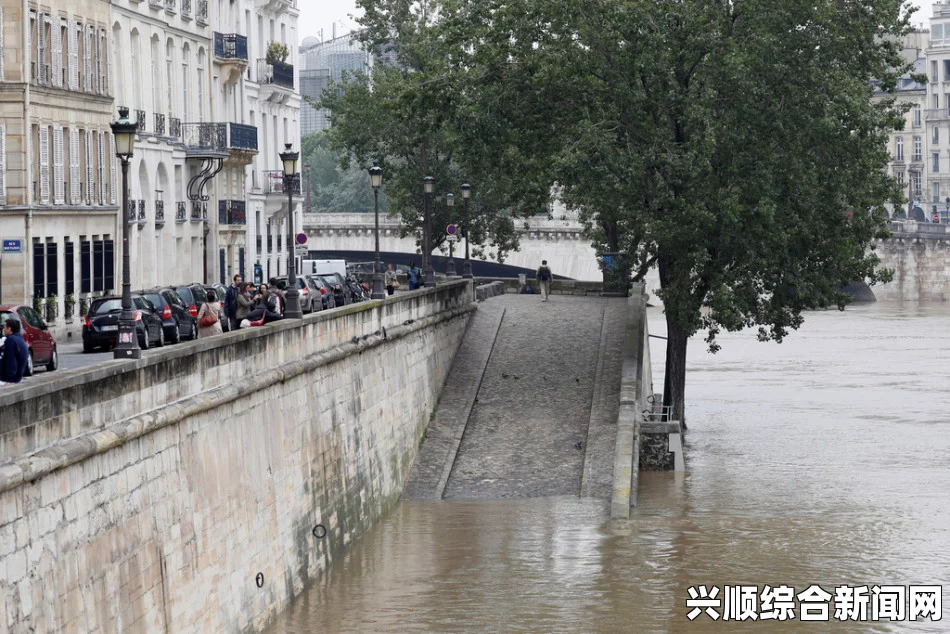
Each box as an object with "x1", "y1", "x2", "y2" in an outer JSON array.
[{"x1": 298, "y1": 33, "x2": 372, "y2": 136}]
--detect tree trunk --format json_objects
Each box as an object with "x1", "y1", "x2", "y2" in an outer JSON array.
[{"x1": 662, "y1": 314, "x2": 689, "y2": 429}]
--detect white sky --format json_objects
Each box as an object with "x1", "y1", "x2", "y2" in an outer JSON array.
[{"x1": 298, "y1": 0, "x2": 936, "y2": 47}]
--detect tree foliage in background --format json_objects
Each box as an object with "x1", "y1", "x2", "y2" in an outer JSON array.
[
  {"x1": 301, "y1": 131, "x2": 390, "y2": 214},
  {"x1": 436, "y1": 0, "x2": 911, "y2": 422}
]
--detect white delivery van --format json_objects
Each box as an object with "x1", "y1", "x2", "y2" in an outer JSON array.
[{"x1": 300, "y1": 259, "x2": 347, "y2": 279}]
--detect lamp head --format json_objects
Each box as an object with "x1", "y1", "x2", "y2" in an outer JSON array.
[
  {"x1": 279, "y1": 143, "x2": 299, "y2": 177},
  {"x1": 461, "y1": 183, "x2": 472, "y2": 199},
  {"x1": 110, "y1": 106, "x2": 137, "y2": 159},
  {"x1": 446, "y1": 193, "x2": 455, "y2": 207},
  {"x1": 423, "y1": 175, "x2": 435, "y2": 194},
  {"x1": 369, "y1": 162, "x2": 383, "y2": 189}
]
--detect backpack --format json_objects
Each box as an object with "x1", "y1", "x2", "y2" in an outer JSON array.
[{"x1": 538, "y1": 266, "x2": 551, "y2": 281}]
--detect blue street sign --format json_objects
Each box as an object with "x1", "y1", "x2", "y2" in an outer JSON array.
[{"x1": 2, "y1": 240, "x2": 22, "y2": 253}]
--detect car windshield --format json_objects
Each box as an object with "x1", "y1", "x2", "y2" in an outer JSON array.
[
  {"x1": 175, "y1": 287, "x2": 195, "y2": 305},
  {"x1": 144, "y1": 294, "x2": 164, "y2": 308},
  {"x1": 191, "y1": 286, "x2": 208, "y2": 304},
  {"x1": 133, "y1": 297, "x2": 149, "y2": 310},
  {"x1": 91, "y1": 299, "x2": 123, "y2": 314}
]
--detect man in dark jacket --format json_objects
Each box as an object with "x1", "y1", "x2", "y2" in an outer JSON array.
[
  {"x1": 224, "y1": 274, "x2": 242, "y2": 331},
  {"x1": 0, "y1": 319, "x2": 30, "y2": 384}
]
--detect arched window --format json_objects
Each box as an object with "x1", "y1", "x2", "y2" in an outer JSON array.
[{"x1": 130, "y1": 29, "x2": 141, "y2": 109}]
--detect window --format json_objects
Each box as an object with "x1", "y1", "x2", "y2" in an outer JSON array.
[
  {"x1": 933, "y1": 60, "x2": 938, "y2": 83},
  {"x1": 130, "y1": 29, "x2": 140, "y2": 108},
  {"x1": 934, "y1": 153, "x2": 940, "y2": 173},
  {"x1": 65, "y1": 240, "x2": 74, "y2": 295},
  {"x1": 166, "y1": 40, "x2": 175, "y2": 117},
  {"x1": 913, "y1": 171, "x2": 922, "y2": 197},
  {"x1": 914, "y1": 105, "x2": 922, "y2": 127},
  {"x1": 935, "y1": 182, "x2": 941, "y2": 203},
  {"x1": 914, "y1": 136, "x2": 922, "y2": 161},
  {"x1": 896, "y1": 171, "x2": 905, "y2": 188},
  {"x1": 182, "y1": 45, "x2": 190, "y2": 122},
  {"x1": 152, "y1": 37, "x2": 161, "y2": 115},
  {"x1": 896, "y1": 136, "x2": 904, "y2": 161},
  {"x1": 197, "y1": 48, "x2": 205, "y2": 122},
  {"x1": 934, "y1": 94, "x2": 940, "y2": 110},
  {"x1": 936, "y1": 24, "x2": 945, "y2": 44},
  {"x1": 80, "y1": 239, "x2": 91, "y2": 293},
  {"x1": 934, "y1": 128, "x2": 940, "y2": 145},
  {"x1": 32, "y1": 239, "x2": 44, "y2": 297}
]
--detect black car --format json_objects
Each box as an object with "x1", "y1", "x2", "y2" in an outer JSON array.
[
  {"x1": 82, "y1": 295, "x2": 165, "y2": 352},
  {"x1": 173, "y1": 283, "x2": 209, "y2": 320},
  {"x1": 140, "y1": 287, "x2": 198, "y2": 343},
  {"x1": 318, "y1": 274, "x2": 351, "y2": 307}
]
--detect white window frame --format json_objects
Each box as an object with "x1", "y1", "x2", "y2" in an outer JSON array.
[{"x1": 896, "y1": 136, "x2": 904, "y2": 162}]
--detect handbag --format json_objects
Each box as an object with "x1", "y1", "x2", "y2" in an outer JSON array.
[
  {"x1": 198, "y1": 307, "x2": 218, "y2": 328},
  {"x1": 393, "y1": 280, "x2": 400, "y2": 289}
]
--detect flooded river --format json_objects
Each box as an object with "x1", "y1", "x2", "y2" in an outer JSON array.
[{"x1": 266, "y1": 302, "x2": 950, "y2": 633}]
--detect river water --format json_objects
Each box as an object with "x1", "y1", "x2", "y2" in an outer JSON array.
[{"x1": 266, "y1": 302, "x2": 950, "y2": 633}]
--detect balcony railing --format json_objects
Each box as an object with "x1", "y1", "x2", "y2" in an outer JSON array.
[
  {"x1": 137, "y1": 200, "x2": 147, "y2": 225},
  {"x1": 229, "y1": 123, "x2": 258, "y2": 151},
  {"x1": 148, "y1": 0, "x2": 163, "y2": 8},
  {"x1": 925, "y1": 108, "x2": 950, "y2": 121},
  {"x1": 176, "y1": 201, "x2": 187, "y2": 222},
  {"x1": 135, "y1": 110, "x2": 146, "y2": 132},
  {"x1": 256, "y1": 236, "x2": 262, "y2": 252},
  {"x1": 127, "y1": 201, "x2": 136, "y2": 223},
  {"x1": 169, "y1": 117, "x2": 182, "y2": 139},
  {"x1": 191, "y1": 201, "x2": 207, "y2": 222},
  {"x1": 257, "y1": 59, "x2": 294, "y2": 90},
  {"x1": 155, "y1": 201, "x2": 165, "y2": 226},
  {"x1": 165, "y1": 0, "x2": 176, "y2": 13},
  {"x1": 181, "y1": 0, "x2": 192, "y2": 17},
  {"x1": 154, "y1": 113, "x2": 166, "y2": 135},
  {"x1": 182, "y1": 122, "x2": 258, "y2": 155},
  {"x1": 196, "y1": 0, "x2": 208, "y2": 24},
  {"x1": 214, "y1": 33, "x2": 248, "y2": 62},
  {"x1": 218, "y1": 200, "x2": 247, "y2": 225},
  {"x1": 263, "y1": 170, "x2": 300, "y2": 194},
  {"x1": 267, "y1": 234, "x2": 272, "y2": 253}
]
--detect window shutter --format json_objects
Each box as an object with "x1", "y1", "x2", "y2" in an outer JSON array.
[
  {"x1": 109, "y1": 134, "x2": 117, "y2": 204},
  {"x1": 37, "y1": 14, "x2": 46, "y2": 86},
  {"x1": 106, "y1": 30, "x2": 113, "y2": 97},
  {"x1": 69, "y1": 22, "x2": 79, "y2": 90},
  {"x1": 83, "y1": 25, "x2": 92, "y2": 93},
  {"x1": 39, "y1": 125, "x2": 50, "y2": 203},
  {"x1": 53, "y1": 126, "x2": 64, "y2": 204},
  {"x1": 51, "y1": 18, "x2": 62, "y2": 88},
  {"x1": 26, "y1": 13, "x2": 32, "y2": 81},
  {"x1": 98, "y1": 131, "x2": 107, "y2": 205},
  {"x1": 70, "y1": 128, "x2": 80, "y2": 203},
  {"x1": 0, "y1": 8, "x2": 5, "y2": 82},
  {"x1": 85, "y1": 131, "x2": 94, "y2": 204},
  {"x1": 0, "y1": 124, "x2": 6, "y2": 204},
  {"x1": 98, "y1": 30, "x2": 105, "y2": 95}
]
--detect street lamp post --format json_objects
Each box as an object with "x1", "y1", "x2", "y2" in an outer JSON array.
[
  {"x1": 423, "y1": 175, "x2": 436, "y2": 287},
  {"x1": 280, "y1": 143, "x2": 303, "y2": 319},
  {"x1": 111, "y1": 107, "x2": 140, "y2": 360},
  {"x1": 445, "y1": 193, "x2": 456, "y2": 276},
  {"x1": 369, "y1": 163, "x2": 385, "y2": 299},
  {"x1": 461, "y1": 183, "x2": 473, "y2": 278}
]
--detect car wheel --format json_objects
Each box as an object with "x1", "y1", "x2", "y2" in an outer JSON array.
[
  {"x1": 25, "y1": 351, "x2": 34, "y2": 377},
  {"x1": 46, "y1": 346, "x2": 58, "y2": 372},
  {"x1": 170, "y1": 323, "x2": 181, "y2": 344},
  {"x1": 83, "y1": 341, "x2": 95, "y2": 353},
  {"x1": 139, "y1": 332, "x2": 149, "y2": 350},
  {"x1": 156, "y1": 326, "x2": 165, "y2": 347}
]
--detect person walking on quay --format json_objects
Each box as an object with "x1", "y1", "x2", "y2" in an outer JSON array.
[
  {"x1": 407, "y1": 261, "x2": 422, "y2": 290},
  {"x1": 384, "y1": 264, "x2": 399, "y2": 296},
  {"x1": 235, "y1": 282, "x2": 253, "y2": 328},
  {"x1": 223, "y1": 273, "x2": 242, "y2": 332},
  {"x1": 536, "y1": 260, "x2": 553, "y2": 302},
  {"x1": 0, "y1": 319, "x2": 30, "y2": 385},
  {"x1": 196, "y1": 289, "x2": 224, "y2": 338}
]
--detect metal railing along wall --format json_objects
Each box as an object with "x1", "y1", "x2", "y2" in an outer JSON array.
[{"x1": 182, "y1": 123, "x2": 227, "y2": 152}]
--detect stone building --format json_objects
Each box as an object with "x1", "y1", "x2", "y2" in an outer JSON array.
[
  {"x1": 926, "y1": 4, "x2": 950, "y2": 216},
  {"x1": 0, "y1": 0, "x2": 118, "y2": 335}
]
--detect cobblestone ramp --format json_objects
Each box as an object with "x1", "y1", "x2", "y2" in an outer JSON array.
[{"x1": 435, "y1": 295, "x2": 625, "y2": 499}]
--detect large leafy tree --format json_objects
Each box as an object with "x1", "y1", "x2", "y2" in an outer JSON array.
[{"x1": 439, "y1": 0, "x2": 909, "y2": 423}]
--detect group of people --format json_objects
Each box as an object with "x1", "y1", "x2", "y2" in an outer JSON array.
[{"x1": 221, "y1": 275, "x2": 288, "y2": 332}]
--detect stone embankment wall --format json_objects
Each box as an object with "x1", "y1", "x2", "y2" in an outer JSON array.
[
  {"x1": 873, "y1": 223, "x2": 950, "y2": 302},
  {"x1": 0, "y1": 281, "x2": 473, "y2": 633},
  {"x1": 476, "y1": 277, "x2": 607, "y2": 296},
  {"x1": 474, "y1": 281, "x2": 505, "y2": 301}
]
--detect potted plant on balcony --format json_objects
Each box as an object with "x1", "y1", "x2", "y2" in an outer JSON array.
[
  {"x1": 33, "y1": 295, "x2": 44, "y2": 316},
  {"x1": 266, "y1": 42, "x2": 289, "y2": 66},
  {"x1": 64, "y1": 293, "x2": 77, "y2": 320},
  {"x1": 45, "y1": 293, "x2": 58, "y2": 322}
]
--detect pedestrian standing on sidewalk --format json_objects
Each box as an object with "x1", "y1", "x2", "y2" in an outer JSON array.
[
  {"x1": 407, "y1": 262, "x2": 422, "y2": 290},
  {"x1": 536, "y1": 260, "x2": 553, "y2": 302},
  {"x1": 196, "y1": 289, "x2": 224, "y2": 338},
  {"x1": 0, "y1": 319, "x2": 30, "y2": 385},
  {"x1": 224, "y1": 274, "x2": 242, "y2": 332},
  {"x1": 384, "y1": 264, "x2": 399, "y2": 295},
  {"x1": 235, "y1": 282, "x2": 253, "y2": 327}
]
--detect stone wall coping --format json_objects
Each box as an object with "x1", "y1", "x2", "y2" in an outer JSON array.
[
  {"x1": 0, "y1": 301, "x2": 476, "y2": 495},
  {"x1": 0, "y1": 279, "x2": 471, "y2": 410}
]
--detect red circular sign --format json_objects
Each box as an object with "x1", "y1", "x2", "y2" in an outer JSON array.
[
  {"x1": 446, "y1": 224, "x2": 457, "y2": 235},
  {"x1": 295, "y1": 233, "x2": 308, "y2": 245}
]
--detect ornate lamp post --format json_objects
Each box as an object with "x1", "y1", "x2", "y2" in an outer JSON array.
[
  {"x1": 445, "y1": 193, "x2": 457, "y2": 276},
  {"x1": 369, "y1": 162, "x2": 385, "y2": 299},
  {"x1": 423, "y1": 175, "x2": 436, "y2": 287},
  {"x1": 461, "y1": 183, "x2": 473, "y2": 278},
  {"x1": 110, "y1": 107, "x2": 140, "y2": 360},
  {"x1": 280, "y1": 143, "x2": 303, "y2": 319}
]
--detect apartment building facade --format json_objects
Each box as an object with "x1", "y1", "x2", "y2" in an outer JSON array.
[{"x1": 0, "y1": 0, "x2": 119, "y2": 331}]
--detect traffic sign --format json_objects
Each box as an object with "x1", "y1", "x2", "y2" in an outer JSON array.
[
  {"x1": 2, "y1": 239, "x2": 22, "y2": 253},
  {"x1": 295, "y1": 245, "x2": 308, "y2": 256},
  {"x1": 295, "y1": 232, "x2": 308, "y2": 245},
  {"x1": 446, "y1": 234, "x2": 459, "y2": 243},
  {"x1": 446, "y1": 224, "x2": 458, "y2": 236}
]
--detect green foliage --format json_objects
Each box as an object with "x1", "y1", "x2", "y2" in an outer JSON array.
[
  {"x1": 266, "y1": 42, "x2": 289, "y2": 65},
  {"x1": 302, "y1": 131, "x2": 389, "y2": 213}
]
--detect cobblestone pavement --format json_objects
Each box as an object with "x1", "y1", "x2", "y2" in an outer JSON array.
[{"x1": 437, "y1": 293, "x2": 626, "y2": 499}]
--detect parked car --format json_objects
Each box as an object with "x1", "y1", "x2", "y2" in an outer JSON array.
[
  {"x1": 0, "y1": 304, "x2": 58, "y2": 375},
  {"x1": 82, "y1": 295, "x2": 165, "y2": 352},
  {"x1": 173, "y1": 283, "x2": 209, "y2": 320},
  {"x1": 319, "y1": 274, "x2": 352, "y2": 307},
  {"x1": 301, "y1": 274, "x2": 336, "y2": 310},
  {"x1": 140, "y1": 287, "x2": 198, "y2": 343},
  {"x1": 274, "y1": 277, "x2": 315, "y2": 313}
]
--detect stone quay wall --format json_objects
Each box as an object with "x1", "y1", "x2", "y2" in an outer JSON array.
[
  {"x1": 873, "y1": 222, "x2": 950, "y2": 302},
  {"x1": 0, "y1": 281, "x2": 474, "y2": 633}
]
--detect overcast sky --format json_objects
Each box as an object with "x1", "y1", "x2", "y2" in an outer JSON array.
[{"x1": 298, "y1": 0, "x2": 936, "y2": 47}]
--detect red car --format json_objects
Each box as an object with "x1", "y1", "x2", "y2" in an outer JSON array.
[{"x1": 0, "y1": 304, "x2": 59, "y2": 375}]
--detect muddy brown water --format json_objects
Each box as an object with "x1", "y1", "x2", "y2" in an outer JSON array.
[{"x1": 266, "y1": 302, "x2": 950, "y2": 633}]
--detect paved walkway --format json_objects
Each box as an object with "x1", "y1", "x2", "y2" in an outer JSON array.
[{"x1": 405, "y1": 293, "x2": 626, "y2": 500}]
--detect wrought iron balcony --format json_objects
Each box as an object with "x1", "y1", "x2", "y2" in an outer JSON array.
[
  {"x1": 169, "y1": 117, "x2": 181, "y2": 139},
  {"x1": 182, "y1": 122, "x2": 258, "y2": 157},
  {"x1": 137, "y1": 200, "x2": 147, "y2": 225},
  {"x1": 228, "y1": 123, "x2": 258, "y2": 152},
  {"x1": 263, "y1": 170, "x2": 300, "y2": 194},
  {"x1": 135, "y1": 110, "x2": 146, "y2": 132},
  {"x1": 267, "y1": 234, "x2": 272, "y2": 253},
  {"x1": 191, "y1": 200, "x2": 207, "y2": 222},
  {"x1": 218, "y1": 200, "x2": 247, "y2": 225},
  {"x1": 257, "y1": 59, "x2": 295, "y2": 90},
  {"x1": 148, "y1": 0, "x2": 163, "y2": 8},
  {"x1": 214, "y1": 33, "x2": 248, "y2": 62},
  {"x1": 165, "y1": 0, "x2": 176, "y2": 13},
  {"x1": 154, "y1": 113, "x2": 166, "y2": 135},
  {"x1": 127, "y1": 201, "x2": 136, "y2": 223},
  {"x1": 176, "y1": 201, "x2": 187, "y2": 222},
  {"x1": 155, "y1": 201, "x2": 165, "y2": 226},
  {"x1": 256, "y1": 236, "x2": 262, "y2": 252},
  {"x1": 196, "y1": 0, "x2": 208, "y2": 24},
  {"x1": 181, "y1": 0, "x2": 192, "y2": 17}
]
